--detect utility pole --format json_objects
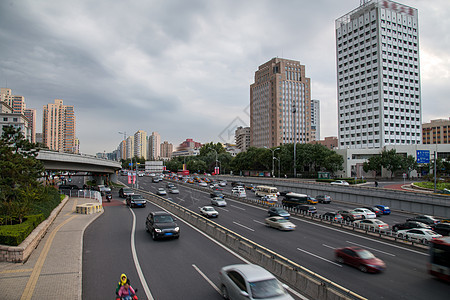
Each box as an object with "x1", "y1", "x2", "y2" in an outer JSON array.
[{"x1": 293, "y1": 102, "x2": 297, "y2": 178}]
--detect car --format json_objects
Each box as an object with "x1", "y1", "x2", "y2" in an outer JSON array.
[
  {"x1": 353, "y1": 208, "x2": 376, "y2": 219},
  {"x1": 306, "y1": 196, "x2": 318, "y2": 204},
  {"x1": 98, "y1": 185, "x2": 111, "y2": 196},
  {"x1": 156, "y1": 188, "x2": 167, "y2": 196},
  {"x1": 396, "y1": 228, "x2": 443, "y2": 244},
  {"x1": 232, "y1": 188, "x2": 247, "y2": 198},
  {"x1": 354, "y1": 219, "x2": 389, "y2": 231},
  {"x1": 218, "y1": 181, "x2": 227, "y2": 186},
  {"x1": 169, "y1": 187, "x2": 179, "y2": 194},
  {"x1": 267, "y1": 207, "x2": 290, "y2": 219},
  {"x1": 331, "y1": 180, "x2": 349, "y2": 185},
  {"x1": 265, "y1": 216, "x2": 296, "y2": 231},
  {"x1": 219, "y1": 264, "x2": 294, "y2": 300},
  {"x1": 322, "y1": 212, "x2": 343, "y2": 222},
  {"x1": 211, "y1": 197, "x2": 227, "y2": 207},
  {"x1": 335, "y1": 246, "x2": 385, "y2": 273},
  {"x1": 337, "y1": 210, "x2": 364, "y2": 222},
  {"x1": 432, "y1": 223, "x2": 450, "y2": 236},
  {"x1": 392, "y1": 221, "x2": 431, "y2": 232},
  {"x1": 278, "y1": 190, "x2": 293, "y2": 197},
  {"x1": 210, "y1": 190, "x2": 225, "y2": 198},
  {"x1": 198, "y1": 181, "x2": 208, "y2": 187},
  {"x1": 245, "y1": 184, "x2": 256, "y2": 191},
  {"x1": 231, "y1": 181, "x2": 244, "y2": 187},
  {"x1": 363, "y1": 206, "x2": 383, "y2": 217},
  {"x1": 315, "y1": 195, "x2": 332, "y2": 204},
  {"x1": 166, "y1": 183, "x2": 175, "y2": 189},
  {"x1": 297, "y1": 205, "x2": 317, "y2": 214},
  {"x1": 407, "y1": 215, "x2": 440, "y2": 225},
  {"x1": 119, "y1": 187, "x2": 134, "y2": 198},
  {"x1": 152, "y1": 176, "x2": 160, "y2": 183},
  {"x1": 126, "y1": 194, "x2": 147, "y2": 208},
  {"x1": 200, "y1": 206, "x2": 219, "y2": 218},
  {"x1": 374, "y1": 205, "x2": 391, "y2": 215},
  {"x1": 145, "y1": 211, "x2": 180, "y2": 240}
]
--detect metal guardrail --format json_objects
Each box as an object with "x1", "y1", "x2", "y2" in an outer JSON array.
[{"x1": 58, "y1": 189, "x2": 102, "y2": 204}]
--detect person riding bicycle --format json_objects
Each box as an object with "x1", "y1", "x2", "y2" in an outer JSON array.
[{"x1": 117, "y1": 281, "x2": 137, "y2": 300}]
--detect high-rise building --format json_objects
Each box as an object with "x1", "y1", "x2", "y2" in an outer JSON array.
[
  {"x1": 336, "y1": 0, "x2": 421, "y2": 149},
  {"x1": 148, "y1": 132, "x2": 161, "y2": 160},
  {"x1": 160, "y1": 141, "x2": 173, "y2": 159},
  {"x1": 422, "y1": 118, "x2": 450, "y2": 144},
  {"x1": 42, "y1": 99, "x2": 76, "y2": 153},
  {"x1": 250, "y1": 57, "x2": 311, "y2": 148},
  {"x1": 311, "y1": 99, "x2": 320, "y2": 141},
  {"x1": 24, "y1": 108, "x2": 36, "y2": 143},
  {"x1": 134, "y1": 130, "x2": 147, "y2": 159},
  {"x1": 126, "y1": 136, "x2": 134, "y2": 159},
  {"x1": 235, "y1": 126, "x2": 251, "y2": 151}
]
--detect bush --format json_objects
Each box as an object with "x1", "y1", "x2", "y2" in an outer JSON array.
[{"x1": 0, "y1": 214, "x2": 45, "y2": 246}]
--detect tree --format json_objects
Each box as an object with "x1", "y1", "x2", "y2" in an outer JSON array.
[
  {"x1": 381, "y1": 149, "x2": 405, "y2": 178},
  {"x1": 363, "y1": 155, "x2": 383, "y2": 178}
]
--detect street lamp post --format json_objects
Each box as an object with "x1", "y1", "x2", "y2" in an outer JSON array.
[
  {"x1": 212, "y1": 149, "x2": 218, "y2": 174},
  {"x1": 274, "y1": 156, "x2": 281, "y2": 178},
  {"x1": 292, "y1": 103, "x2": 297, "y2": 178},
  {"x1": 265, "y1": 147, "x2": 280, "y2": 178}
]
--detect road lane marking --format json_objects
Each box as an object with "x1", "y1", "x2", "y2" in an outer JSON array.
[
  {"x1": 233, "y1": 222, "x2": 255, "y2": 232},
  {"x1": 192, "y1": 264, "x2": 220, "y2": 293},
  {"x1": 230, "y1": 205, "x2": 246, "y2": 211},
  {"x1": 346, "y1": 241, "x2": 396, "y2": 256},
  {"x1": 322, "y1": 244, "x2": 335, "y2": 250},
  {"x1": 129, "y1": 208, "x2": 155, "y2": 300},
  {"x1": 217, "y1": 207, "x2": 229, "y2": 212},
  {"x1": 21, "y1": 215, "x2": 77, "y2": 300},
  {"x1": 297, "y1": 248, "x2": 342, "y2": 267},
  {"x1": 253, "y1": 220, "x2": 265, "y2": 225}
]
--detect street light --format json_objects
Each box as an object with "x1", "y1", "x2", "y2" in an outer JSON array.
[
  {"x1": 292, "y1": 102, "x2": 297, "y2": 178},
  {"x1": 265, "y1": 146, "x2": 280, "y2": 178},
  {"x1": 212, "y1": 149, "x2": 218, "y2": 174},
  {"x1": 274, "y1": 156, "x2": 281, "y2": 178}
]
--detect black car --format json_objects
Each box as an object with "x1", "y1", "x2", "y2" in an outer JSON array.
[
  {"x1": 210, "y1": 190, "x2": 224, "y2": 198},
  {"x1": 267, "y1": 207, "x2": 290, "y2": 219},
  {"x1": 145, "y1": 211, "x2": 180, "y2": 240},
  {"x1": 126, "y1": 194, "x2": 147, "y2": 208},
  {"x1": 322, "y1": 212, "x2": 343, "y2": 222},
  {"x1": 297, "y1": 205, "x2": 317, "y2": 214},
  {"x1": 279, "y1": 191, "x2": 293, "y2": 197},
  {"x1": 432, "y1": 223, "x2": 450, "y2": 236},
  {"x1": 392, "y1": 221, "x2": 431, "y2": 232},
  {"x1": 231, "y1": 181, "x2": 244, "y2": 187},
  {"x1": 363, "y1": 206, "x2": 383, "y2": 217},
  {"x1": 407, "y1": 215, "x2": 440, "y2": 225},
  {"x1": 119, "y1": 187, "x2": 134, "y2": 198},
  {"x1": 315, "y1": 195, "x2": 332, "y2": 204}
]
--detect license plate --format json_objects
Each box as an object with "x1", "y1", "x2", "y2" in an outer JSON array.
[{"x1": 165, "y1": 233, "x2": 173, "y2": 236}]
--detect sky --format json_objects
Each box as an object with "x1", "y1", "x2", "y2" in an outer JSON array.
[{"x1": 1, "y1": 0, "x2": 449, "y2": 155}]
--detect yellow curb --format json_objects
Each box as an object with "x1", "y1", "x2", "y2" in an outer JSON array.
[{"x1": 20, "y1": 215, "x2": 77, "y2": 300}]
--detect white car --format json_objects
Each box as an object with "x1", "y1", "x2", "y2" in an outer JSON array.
[
  {"x1": 169, "y1": 187, "x2": 179, "y2": 194},
  {"x1": 353, "y1": 208, "x2": 376, "y2": 219},
  {"x1": 200, "y1": 206, "x2": 219, "y2": 218},
  {"x1": 219, "y1": 181, "x2": 227, "y2": 186},
  {"x1": 211, "y1": 197, "x2": 227, "y2": 207},
  {"x1": 354, "y1": 219, "x2": 389, "y2": 231},
  {"x1": 265, "y1": 216, "x2": 296, "y2": 231},
  {"x1": 198, "y1": 181, "x2": 208, "y2": 187},
  {"x1": 232, "y1": 189, "x2": 246, "y2": 198},
  {"x1": 156, "y1": 188, "x2": 167, "y2": 196},
  {"x1": 331, "y1": 180, "x2": 349, "y2": 185},
  {"x1": 396, "y1": 228, "x2": 443, "y2": 244}
]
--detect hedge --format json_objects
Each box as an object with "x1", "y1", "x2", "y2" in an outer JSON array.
[{"x1": 0, "y1": 214, "x2": 45, "y2": 246}]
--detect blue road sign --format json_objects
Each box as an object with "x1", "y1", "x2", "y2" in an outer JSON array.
[{"x1": 416, "y1": 150, "x2": 430, "y2": 164}]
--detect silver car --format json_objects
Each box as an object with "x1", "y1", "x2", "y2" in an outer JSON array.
[
  {"x1": 219, "y1": 264, "x2": 293, "y2": 300},
  {"x1": 211, "y1": 197, "x2": 227, "y2": 207}
]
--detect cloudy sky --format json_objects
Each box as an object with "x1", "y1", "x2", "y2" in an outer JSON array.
[{"x1": 1, "y1": 0, "x2": 449, "y2": 155}]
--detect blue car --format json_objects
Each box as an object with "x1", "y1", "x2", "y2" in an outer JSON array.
[{"x1": 374, "y1": 205, "x2": 390, "y2": 215}]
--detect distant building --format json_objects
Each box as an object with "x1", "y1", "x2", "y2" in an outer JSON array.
[
  {"x1": 148, "y1": 132, "x2": 161, "y2": 160},
  {"x1": 336, "y1": 0, "x2": 421, "y2": 149},
  {"x1": 160, "y1": 141, "x2": 173, "y2": 159},
  {"x1": 0, "y1": 102, "x2": 31, "y2": 141},
  {"x1": 126, "y1": 136, "x2": 134, "y2": 159},
  {"x1": 145, "y1": 160, "x2": 164, "y2": 173},
  {"x1": 42, "y1": 99, "x2": 76, "y2": 153},
  {"x1": 35, "y1": 132, "x2": 43, "y2": 144},
  {"x1": 134, "y1": 130, "x2": 147, "y2": 159},
  {"x1": 224, "y1": 143, "x2": 241, "y2": 157},
  {"x1": 235, "y1": 126, "x2": 250, "y2": 152},
  {"x1": 310, "y1": 136, "x2": 338, "y2": 150},
  {"x1": 311, "y1": 99, "x2": 320, "y2": 141},
  {"x1": 250, "y1": 57, "x2": 311, "y2": 148},
  {"x1": 178, "y1": 138, "x2": 202, "y2": 150},
  {"x1": 422, "y1": 118, "x2": 450, "y2": 144}
]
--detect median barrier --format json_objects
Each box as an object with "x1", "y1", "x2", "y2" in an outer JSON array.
[
  {"x1": 133, "y1": 187, "x2": 366, "y2": 300},
  {"x1": 75, "y1": 203, "x2": 103, "y2": 214}
]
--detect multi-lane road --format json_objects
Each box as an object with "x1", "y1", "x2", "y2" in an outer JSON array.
[{"x1": 82, "y1": 176, "x2": 448, "y2": 299}]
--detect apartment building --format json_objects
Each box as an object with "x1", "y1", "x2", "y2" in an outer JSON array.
[
  {"x1": 134, "y1": 130, "x2": 147, "y2": 159},
  {"x1": 336, "y1": 0, "x2": 421, "y2": 149},
  {"x1": 42, "y1": 99, "x2": 76, "y2": 153},
  {"x1": 235, "y1": 126, "x2": 250, "y2": 152},
  {"x1": 250, "y1": 57, "x2": 311, "y2": 148}
]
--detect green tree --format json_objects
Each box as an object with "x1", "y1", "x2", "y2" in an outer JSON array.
[
  {"x1": 363, "y1": 155, "x2": 383, "y2": 178},
  {"x1": 381, "y1": 149, "x2": 404, "y2": 178}
]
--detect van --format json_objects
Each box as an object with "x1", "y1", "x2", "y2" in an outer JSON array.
[
  {"x1": 282, "y1": 192, "x2": 308, "y2": 208},
  {"x1": 255, "y1": 186, "x2": 278, "y2": 198}
]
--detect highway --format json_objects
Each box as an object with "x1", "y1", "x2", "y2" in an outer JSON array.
[{"x1": 82, "y1": 176, "x2": 449, "y2": 299}]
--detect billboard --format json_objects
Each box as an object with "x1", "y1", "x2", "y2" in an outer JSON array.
[{"x1": 416, "y1": 150, "x2": 430, "y2": 164}]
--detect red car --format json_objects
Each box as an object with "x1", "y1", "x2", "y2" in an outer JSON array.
[{"x1": 335, "y1": 246, "x2": 385, "y2": 273}]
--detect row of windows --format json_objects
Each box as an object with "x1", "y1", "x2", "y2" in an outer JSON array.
[
  {"x1": 340, "y1": 139, "x2": 420, "y2": 146},
  {"x1": 340, "y1": 122, "x2": 421, "y2": 131}
]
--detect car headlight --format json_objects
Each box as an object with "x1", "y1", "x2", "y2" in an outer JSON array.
[
  {"x1": 174, "y1": 227, "x2": 180, "y2": 232},
  {"x1": 154, "y1": 229, "x2": 162, "y2": 233}
]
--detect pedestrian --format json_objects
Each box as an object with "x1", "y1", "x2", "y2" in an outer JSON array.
[{"x1": 375, "y1": 181, "x2": 378, "y2": 187}]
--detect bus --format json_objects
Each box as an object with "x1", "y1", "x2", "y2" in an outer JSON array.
[
  {"x1": 281, "y1": 192, "x2": 309, "y2": 208},
  {"x1": 255, "y1": 186, "x2": 278, "y2": 198},
  {"x1": 428, "y1": 236, "x2": 450, "y2": 282}
]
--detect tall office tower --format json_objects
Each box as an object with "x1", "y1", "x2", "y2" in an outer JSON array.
[
  {"x1": 126, "y1": 136, "x2": 134, "y2": 159},
  {"x1": 24, "y1": 108, "x2": 36, "y2": 143},
  {"x1": 148, "y1": 132, "x2": 161, "y2": 160},
  {"x1": 336, "y1": 0, "x2": 421, "y2": 149},
  {"x1": 310, "y1": 100, "x2": 320, "y2": 141},
  {"x1": 134, "y1": 130, "x2": 147, "y2": 159},
  {"x1": 160, "y1": 141, "x2": 173, "y2": 159},
  {"x1": 42, "y1": 99, "x2": 76, "y2": 153},
  {"x1": 235, "y1": 126, "x2": 251, "y2": 151},
  {"x1": 250, "y1": 57, "x2": 311, "y2": 148}
]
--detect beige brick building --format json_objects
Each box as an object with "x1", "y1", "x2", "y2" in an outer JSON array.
[
  {"x1": 250, "y1": 57, "x2": 311, "y2": 148},
  {"x1": 422, "y1": 118, "x2": 450, "y2": 144}
]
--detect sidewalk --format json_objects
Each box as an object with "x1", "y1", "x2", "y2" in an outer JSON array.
[{"x1": 0, "y1": 197, "x2": 103, "y2": 300}]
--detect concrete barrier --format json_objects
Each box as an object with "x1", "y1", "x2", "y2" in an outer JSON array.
[{"x1": 75, "y1": 203, "x2": 103, "y2": 214}]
